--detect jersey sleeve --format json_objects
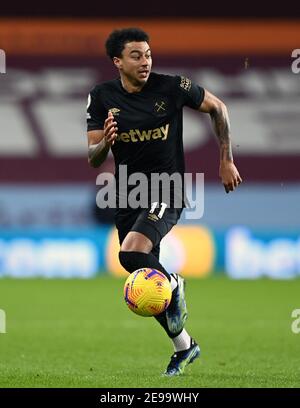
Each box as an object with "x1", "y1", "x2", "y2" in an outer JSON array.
[
  {"x1": 86, "y1": 86, "x2": 107, "y2": 131},
  {"x1": 173, "y1": 75, "x2": 205, "y2": 110}
]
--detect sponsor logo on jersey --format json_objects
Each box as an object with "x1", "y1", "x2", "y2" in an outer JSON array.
[
  {"x1": 109, "y1": 108, "x2": 121, "y2": 116},
  {"x1": 115, "y1": 123, "x2": 169, "y2": 143}
]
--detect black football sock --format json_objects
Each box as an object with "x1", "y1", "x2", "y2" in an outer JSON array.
[
  {"x1": 154, "y1": 310, "x2": 183, "y2": 339},
  {"x1": 119, "y1": 250, "x2": 170, "y2": 281}
]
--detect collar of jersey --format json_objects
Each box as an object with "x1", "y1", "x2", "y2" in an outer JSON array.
[{"x1": 117, "y1": 75, "x2": 152, "y2": 95}]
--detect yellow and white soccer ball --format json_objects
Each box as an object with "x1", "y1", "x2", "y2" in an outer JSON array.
[{"x1": 123, "y1": 268, "x2": 172, "y2": 317}]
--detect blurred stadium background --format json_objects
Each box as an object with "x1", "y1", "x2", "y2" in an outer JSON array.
[
  {"x1": 0, "y1": 5, "x2": 299, "y2": 280},
  {"x1": 0, "y1": 1, "x2": 300, "y2": 389}
]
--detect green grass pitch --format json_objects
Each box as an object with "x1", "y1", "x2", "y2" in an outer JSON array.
[{"x1": 0, "y1": 276, "x2": 299, "y2": 388}]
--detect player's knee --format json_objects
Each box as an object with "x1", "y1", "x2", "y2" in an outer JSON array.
[
  {"x1": 120, "y1": 231, "x2": 152, "y2": 253},
  {"x1": 119, "y1": 251, "x2": 149, "y2": 274}
]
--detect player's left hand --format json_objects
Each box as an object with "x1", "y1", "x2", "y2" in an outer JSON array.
[{"x1": 219, "y1": 161, "x2": 242, "y2": 193}]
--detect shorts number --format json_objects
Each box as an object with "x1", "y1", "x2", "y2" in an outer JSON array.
[{"x1": 149, "y1": 202, "x2": 167, "y2": 219}]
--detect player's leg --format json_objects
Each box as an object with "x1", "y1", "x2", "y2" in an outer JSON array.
[
  {"x1": 115, "y1": 208, "x2": 178, "y2": 287},
  {"x1": 118, "y1": 205, "x2": 200, "y2": 376},
  {"x1": 119, "y1": 231, "x2": 175, "y2": 281},
  {"x1": 144, "y1": 219, "x2": 200, "y2": 376}
]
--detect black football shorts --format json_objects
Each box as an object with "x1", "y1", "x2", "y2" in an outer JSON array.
[{"x1": 114, "y1": 205, "x2": 183, "y2": 259}]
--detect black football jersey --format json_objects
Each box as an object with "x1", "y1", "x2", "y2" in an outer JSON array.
[{"x1": 87, "y1": 72, "x2": 204, "y2": 207}]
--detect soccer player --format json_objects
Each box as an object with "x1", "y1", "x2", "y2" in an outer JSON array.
[{"x1": 86, "y1": 28, "x2": 242, "y2": 376}]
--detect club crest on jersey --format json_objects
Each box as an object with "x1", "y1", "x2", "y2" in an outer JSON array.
[
  {"x1": 154, "y1": 100, "x2": 168, "y2": 117},
  {"x1": 109, "y1": 108, "x2": 121, "y2": 116}
]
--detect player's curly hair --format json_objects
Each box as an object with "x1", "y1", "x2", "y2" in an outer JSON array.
[{"x1": 105, "y1": 28, "x2": 150, "y2": 59}]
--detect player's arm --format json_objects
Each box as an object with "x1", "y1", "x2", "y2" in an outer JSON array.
[
  {"x1": 87, "y1": 112, "x2": 118, "y2": 168},
  {"x1": 199, "y1": 90, "x2": 242, "y2": 193}
]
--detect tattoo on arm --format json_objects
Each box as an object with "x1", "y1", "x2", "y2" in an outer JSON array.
[
  {"x1": 210, "y1": 104, "x2": 233, "y2": 162},
  {"x1": 88, "y1": 140, "x2": 110, "y2": 168}
]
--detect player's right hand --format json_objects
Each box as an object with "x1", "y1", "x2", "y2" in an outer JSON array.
[{"x1": 104, "y1": 111, "x2": 118, "y2": 146}]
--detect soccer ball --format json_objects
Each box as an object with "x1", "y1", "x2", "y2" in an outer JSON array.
[{"x1": 124, "y1": 268, "x2": 172, "y2": 317}]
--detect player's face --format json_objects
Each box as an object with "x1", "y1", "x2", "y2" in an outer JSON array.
[{"x1": 114, "y1": 42, "x2": 152, "y2": 86}]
